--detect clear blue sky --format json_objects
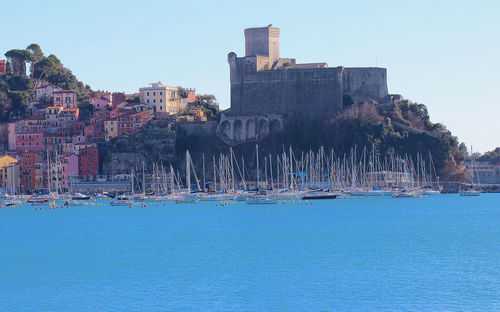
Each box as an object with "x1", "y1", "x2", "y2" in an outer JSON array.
[{"x1": 2, "y1": 0, "x2": 499, "y2": 152}]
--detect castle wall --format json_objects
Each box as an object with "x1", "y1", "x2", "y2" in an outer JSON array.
[
  {"x1": 229, "y1": 54, "x2": 344, "y2": 116},
  {"x1": 342, "y1": 67, "x2": 388, "y2": 99}
]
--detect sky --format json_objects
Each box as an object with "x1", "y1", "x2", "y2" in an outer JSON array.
[{"x1": 1, "y1": 0, "x2": 499, "y2": 153}]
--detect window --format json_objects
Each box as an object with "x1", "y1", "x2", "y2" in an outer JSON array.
[
  {"x1": 159, "y1": 106, "x2": 162, "y2": 110},
  {"x1": 153, "y1": 92, "x2": 156, "y2": 96},
  {"x1": 160, "y1": 99, "x2": 162, "y2": 103},
  {"x1": 147, "y1": 92, "x2": 149, "y2": 96},
  {"x1": 153, "y1": 99, "x2": 156, "y2": 103},
  {"x1": 147, "y1": 99, "x2": 149, "y2": 103},
  {"x1": 160, "y1": 92, "x2": 162, "y2": 95}
]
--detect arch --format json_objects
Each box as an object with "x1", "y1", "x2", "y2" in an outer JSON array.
[
  {"x1": 270, "y1": 119, "x2": 282, "y2": 134},
  {"x1": 245, "y1": 119, "x2": 256, "y2": 139},
  {"x1": 233, "y1": 119, "x2": 244, "y2": 141},
  {"x1": 257, "y1": 119, "x2": 269, "y2": 138},
  {"x1": 220, "y1": 120, "x2": 232, "y2": 138}
]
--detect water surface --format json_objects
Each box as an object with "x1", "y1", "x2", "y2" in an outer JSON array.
[{"x1": 1, "y1": 195, "x2": 499, "y2": 311}]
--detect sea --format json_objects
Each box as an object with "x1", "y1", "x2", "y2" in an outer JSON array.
[{"x1": 1, "y1": 194, "x2": 499, "y2": 311}]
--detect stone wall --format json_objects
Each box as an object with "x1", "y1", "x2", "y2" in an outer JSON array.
[
  {"x1": 177, "y1": 121, "x2": 217, "y2": 137},
  {"x1": 228, "y1": 53, "x2": 388, "y2": 117}
]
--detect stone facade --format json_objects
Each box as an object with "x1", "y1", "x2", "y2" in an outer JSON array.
[
  {"x1": 217, "y1": 114, "x2": 283, "y2": 143},
  {"x1": 227, "y1": 25, "x2": 388, "y2": 118}
]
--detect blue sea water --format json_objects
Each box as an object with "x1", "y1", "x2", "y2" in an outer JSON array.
[{"x1": 0, "y1": 194, "x2": 499, "y2": 311}]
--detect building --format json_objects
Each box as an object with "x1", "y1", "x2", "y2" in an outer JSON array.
[
  {"x1": 227, "y1": 25, "x2": 388, "y2": 117},
  {"x1": 20, "y1": 152, "x2": 42, "y2": 193},
  {"x1": 15, "y1": 130, "x2": 44, "y2": 152},
  {"x1": 89, "y1": 96, "x2": 110, "y2": 110},
  {"x1": 182, "y1": 88, "x2": 196, "y2": 103},
  {"x1": 58, "y1": 108, "x2": 80, "y2": 127},
  {"x1": 7, "y1": 122, "x2": 22, "y2": 151},
  {"x1": 24, "y1": 115, "x2": 48, "y2": 131},
  {"x1": 0, "y1": 60, "x2": 6, "y2": 73},
  {"x1": 104, "y1": 120, "x2": 118, "y2": 141},
  {"x1": 139, "y1": 82, "x2": 186, "y2": 114},
  {"x1": 112, "y1": 92, "x2": 126, "y2": 108},
  {"x1": 35, "y1": 85, "x2": 62, "y2": 100},
  {"x1": 0, "y1": 155, "x2": 20, "y2": 194},
  {"x1": 53, "y1": 90, "x2": 76, "y2": 108},
  {"x1": 45, "y1": 106, "x2": 62, "y2": 126},
  {"x1": 61, "y1": 153, "x2": 79, "y2": 191},
  {"x1": 78, "y1": 147, "x2": 99, "y2": 178}
]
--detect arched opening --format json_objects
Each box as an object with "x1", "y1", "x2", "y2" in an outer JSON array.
[
  {"x1": 270, "y1": 119, "x2": 282, "y2": 134},
  {"x1": 220, "y1": 120, "x2": 231, "y2": 138},
  {"x1": 245, "y1": 119, "x2": 256, "y2": 139},
  {"x1": 233, "y1": 120, "x2": 243, "y2": 141},
  {"x1": 257, "y1": 119, "x2": 269, "y2": 138}
]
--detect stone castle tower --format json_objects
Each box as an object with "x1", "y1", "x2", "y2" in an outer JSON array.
[
  {"x1": 244, "y1": 25, "x2": 280, "y2": 65},
  {"x1": 227, "y1": 25, "x2": 389, "y2": 117}
]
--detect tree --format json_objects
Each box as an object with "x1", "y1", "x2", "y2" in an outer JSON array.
[
  {"x1": 4, "y1": 49, "x2": 35, "y2": 77},
  {"x1": 458, "y1": 143, "x2": 468, "y2": 157}
]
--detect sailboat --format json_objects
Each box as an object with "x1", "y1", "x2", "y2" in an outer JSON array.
[{"x1": 460, "y1": 147, "x2": 481, "y2": 196}]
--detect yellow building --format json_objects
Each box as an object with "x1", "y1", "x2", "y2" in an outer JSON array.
[
  {"x1": 104, "y1": 120, "x2": 118, "y2": 141},
  {"x1": 0, "y1": 155, "x2": 20, "y2": 194},
  {"x1": 139, "y1": 82, "x2": 185, "y2": 114}
]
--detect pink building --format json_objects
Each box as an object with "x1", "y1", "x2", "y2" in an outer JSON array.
[
  {"x1": 53, "y1": 90, "x2": 76, "y2": 108},
  {"x1": 61, "y1": 153, "x2": 79, "y2": 191},
  {"x1": 89, "y1": 97, "x2": 110, "y2": 110},
  {"x1": 15, "y1": 130, "x2": 44, "y2": 152}
]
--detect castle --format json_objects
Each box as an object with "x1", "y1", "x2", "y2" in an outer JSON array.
[{"x1": 218, "y1": 25, "x2": 389, "y2": 142}]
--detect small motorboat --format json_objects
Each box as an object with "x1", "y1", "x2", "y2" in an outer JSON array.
[
  {"x1": 71, "y1": 193, "x2": 91, "y2": 200},
  {"x1": 27, "y1": 195, "x2": 50, "y2": 204},
  {"x1": 110, "y1": 195, "x2": 135, "y2": 206}
]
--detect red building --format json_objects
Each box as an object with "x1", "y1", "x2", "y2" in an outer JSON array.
[
  {"x1": 78, "y1": 147, "x2": 99, "y2": 177},
  {"x1": 112, "y1": 92, "x2": 126, "y2": 108},
  {"x1": 16, "y1": 130, "x2": 44, "y2": 152},
  {"x1": 183, "y1": 88, "x2": 196, "y2": 103},
  {"x1": 0, "y1": 60, "x2": 6, "y2": 73},
  {"x1": 116, "y1": 111, "x2": 149, "y2": 136}
]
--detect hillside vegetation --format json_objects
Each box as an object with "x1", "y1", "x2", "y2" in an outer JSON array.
[{"x1": 0, "y1": 44, "x2": 91, "y2": 121}]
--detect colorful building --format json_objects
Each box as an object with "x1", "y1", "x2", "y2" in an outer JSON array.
[
  {"x1": 58, "y1": 108, "x2": 80, "y2": 127},
  {"x1": 53, "y1": 90, "x2": 76, "y2": 108},
  {"x1": 112, "y1": 92, "x2": 126, "y2": 108},
  {"x1": 0, "y1": 60, "x2": 6, "y2": 73},
  {"x1": 45, "y1": 106, "x2": 62, "y2": 126},
  {"x1": 0, "y1": 155, "x2": 20, "y2": 194},
  {"x1": 89, "y1": 97, "x2": 110, "y2": 110},
  {"x1": 139, "y1": 82, "x2": 186, "y2": 114},
  {"x1": 61, "y1": 153, "x2": 79, "y2": 191},
  {"x1": 104, "y1": 120, "x2": 118, "y2": 141},
  {"x1": 20, "y1": 152, "x2": 42, "y2": 192},
  {"x1": 78, "y1": 147, "x2": 99, "y2": 178},
  {"x1": 15, "y1": 130, "x2": 44, "y2": 152}
]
